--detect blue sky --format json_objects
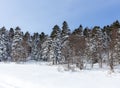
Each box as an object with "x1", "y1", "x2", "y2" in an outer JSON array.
[{"x1": 0, "y1": 0, "x2": 120, "y2": 34}]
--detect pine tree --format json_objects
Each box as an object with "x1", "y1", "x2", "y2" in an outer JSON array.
[
  {"x1": 22, "y1": 31, "x2": 31, "y2": 60},
  {"x1": 84, "y1": 29, "x2": 93, "y2": 68},
  {"x1": 95, "y1": 29, "x2": 104, "y2": 68},
  {"x1": 50, "y1": 25, "x2": 61, "y2": 39},
  {"x1": 41, "y1": 36, "x2": 54, "y2": 62},
  {"x1": 61, "y1": 21, "x2": 70, "y2": 38},
  {"x1": 39, "y1": 32, "x2": 45, "y2": 43},
  {"x1": 31, "y1": 32, "x2": 40, "y2": 61},
  {"x1": 51, "y1": 25, "x2": 62, "y2": 64},
  {"x1": 11, "y1": 27, "x2": 25, "y2": 62},
  {"x1": 72, "y1": 25, "x2": 83, "y2": 35},
  {"x1": 0, "y1": 27, "x2": 9, "y2": 61}
]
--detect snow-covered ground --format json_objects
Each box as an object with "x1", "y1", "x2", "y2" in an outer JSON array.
[{"x1": 0, "y1": 62, "x2": 120, "y2": 88}]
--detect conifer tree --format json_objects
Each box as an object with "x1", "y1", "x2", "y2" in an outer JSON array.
[
  {"x1": 0, "y1": 27, "x2": 9, "y2": 61},
  {"x1": 11, "y1": 27, "x2": 25, "y2": 62},
  {"x1": 51, "y1": 25, "x2": 62, "y2": 64},
  {"x1": 61, "y1": 21, "x2": 70, "y2": 38}
]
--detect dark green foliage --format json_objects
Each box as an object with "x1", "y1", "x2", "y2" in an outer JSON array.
[
  {"x1": 39, "y1": 32, "x2": 45, "y2": 42},
  {"x1": 23, "y1": 32, "x2": 30, "y2": 41},
  {"x1": 50, "y1": 25, "x2": 61, "y2": 39},
  {"x1": 83, "y1": 27, "x2": 90, "y2": 37},
  {"x1": 111, "y1": 20, "x2": 120, "y2": 29},
  {"x1": 32, "y1": 32, "x2": 39, "y2": 41},
  {"x1": 9, "y1": 28, "x2": 14, "y2": 39},
  {"x1": 72, "y1": 25, "x2": 83, "y2": 35},
  {"x1": 1, "y1": 27, "x2": 6, "y2": 34},
  {"x1": 15, "y1": 26, "x2": 21, "y2": 31},
  {"x1": 61, "y1": 21, "x2": 70, "y2": 37}
]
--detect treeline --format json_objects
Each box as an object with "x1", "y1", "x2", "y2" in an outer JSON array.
[{"x1": 0, "y1": 20, "x2": 120, "y2": 71}]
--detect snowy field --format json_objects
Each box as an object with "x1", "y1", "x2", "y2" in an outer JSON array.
[{"x1": 0, "y1": 62, "x2": 120, "y2": 88}]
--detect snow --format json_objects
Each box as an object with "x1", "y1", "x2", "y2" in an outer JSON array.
[{"x1": 0, "y1": 62, "x2": 120, "y2": 88}]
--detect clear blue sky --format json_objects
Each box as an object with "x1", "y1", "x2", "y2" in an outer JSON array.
[{"x1": 0, "y1": 0, "x2": 120, "y2": 35}]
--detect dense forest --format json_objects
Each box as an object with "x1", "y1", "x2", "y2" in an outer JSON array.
[{"x1": 0, "y1": 20, "x2": 120, "y2": 71}]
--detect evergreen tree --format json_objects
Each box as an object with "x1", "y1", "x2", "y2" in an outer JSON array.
[
  {"x1": 61, "y1": 21, "x2": 70, "y2": 38},
  {"x1": 51, "y1": 25, "x2": 62, "y2": 64},
  {"x1": 72, "y1": 25, "x2": 83, "y2": 35},
  {"x1": 11, "y1": 27, "x2": 25, "y2": 62},
  {"x1": 31, "y1": 32, "x2": 40, "y2": 61},
  {"x1": 50, "y1": 25, "x2": 61, "y2": 39},
  {"x1": 41, "y1": 36, "x2": 54, "y2": 62},
  {"x1": 0, "y1": 27, "x2": 9, "y2": 61},
  {"x1": 22, "y1": 31, "x2": 31, "y2": 59},
  {"x1": 39, "y1": 32, "x2": 46, "y2": 43}
]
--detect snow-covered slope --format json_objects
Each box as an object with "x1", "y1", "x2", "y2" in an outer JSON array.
[{"x1": 0, "y1": 62, "x2": 119, "y2": 88}]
